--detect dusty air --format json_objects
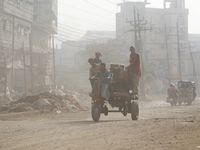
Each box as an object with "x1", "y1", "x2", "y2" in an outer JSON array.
[{"x1": 0, "y1": 0, "x2": 200, "y2": 149}]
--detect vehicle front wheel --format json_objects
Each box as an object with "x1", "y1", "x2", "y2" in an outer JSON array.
[
  {"x1": 91, "y1": 103, "x2": 100, "y2": 122},
  {"x1": 131, "y1": 101, "x2": 139, "y2": 120}
]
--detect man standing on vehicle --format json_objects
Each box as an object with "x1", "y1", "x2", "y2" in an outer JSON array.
[
  {"x1": 88, "y1": 58, "x2": 100, "y2": 87},
  {"x1": 129, "y1": 46, "x2": 141, "y2": 97}
]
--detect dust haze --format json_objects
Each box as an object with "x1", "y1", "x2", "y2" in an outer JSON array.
[{"x1": 0, "y1": 0, "x2": 200, "y2": 150}]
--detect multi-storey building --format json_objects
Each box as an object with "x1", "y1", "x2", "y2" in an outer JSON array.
[
  {"x1": 0, "y1": 0, "x2": 34, "y2": 93},
  {"x1": 116, "y1": 0, "x2": 190, "y2": 82},
  {"x1": 31, "y1": 0, "x2": 58, "y2": 91},
  {"x1": 0, "y1": 0, "x2": 57, "y2": 94}
]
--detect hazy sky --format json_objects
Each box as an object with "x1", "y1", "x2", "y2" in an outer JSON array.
[{"x1": 57, "y1": 0, "x2": 200, "y2": 43}]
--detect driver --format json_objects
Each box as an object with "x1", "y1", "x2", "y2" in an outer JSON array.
[
  {"x1": 88, "y1": 58, "x2": 100, "y2": 87},
  {"x1": 91, "y1": 63, "x2": 110, "y2": 100}
]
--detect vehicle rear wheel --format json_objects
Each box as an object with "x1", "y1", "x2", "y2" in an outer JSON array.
[
  {"x1": 131, "y1": 101, "x2": 139, "y2": 120},
  {"x1": 91, "y1": 103, "x2": 100, "y2": 122}
]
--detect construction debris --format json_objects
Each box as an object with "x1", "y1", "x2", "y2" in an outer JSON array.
[{"x1": 0, "y1": 91, "x2": 89, "y2": 114}]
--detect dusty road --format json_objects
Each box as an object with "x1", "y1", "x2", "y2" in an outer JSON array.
[{"x1": 1, "y1": 99, "x2": 200, "y2": 150}]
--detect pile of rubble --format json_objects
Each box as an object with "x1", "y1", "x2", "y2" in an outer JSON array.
[{"x1": 0, "y1": 90, "x2": 89, "y2": 114}]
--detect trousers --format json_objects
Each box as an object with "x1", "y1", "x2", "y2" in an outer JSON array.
[{"x1": 131, "y1": 73, "x2": 140, "y2": 95}]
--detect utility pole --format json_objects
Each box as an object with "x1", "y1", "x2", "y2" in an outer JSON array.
[
  {"x1": 29, "y1": 33, "x2": 33, "y2": 92},
  {"x1": 176, "y1": 22, "x2": 182, "y2": 81},
  {"x1": 128, "y1": 7, "x2": 151, "y2": 98},
  {"x1": 52, "y1": 33, "x2": 56, "y2": 89},
  {"x1": 134, "y1": 8, "x2": 138, "y2": 50},
  {"x1": 11, "y1": 16, "x2": 15, "y2": 90},
  {"x1": 164, "y1": 24, "x2": 171, "y2": 84},
  {"x1": 22, "y1": 42, "x2": 27, "y2": 94},
  {"x1": 2, "y1": 52, "x2": 7, "y2": 96},
  {"x1": 137, "y1": 11, "x2": 146, "y2": 98},
  {"x1": 189, "y1": 44, "x2": 198, "y2": 88}
]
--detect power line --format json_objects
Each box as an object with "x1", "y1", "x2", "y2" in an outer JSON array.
[
  {"x1": 0, "y1": 3, "x2": 111, "y2": 45},
  {"x1": 107, "y1": 0, "x2": 152, "y2": 29},
  {"x1": 151, "y1": 51, "x2": 191, "y2": 72},
  {"x1": 1, "y1": 2, "x2": 114, "y2": 34},
  {"x1": 58, "y1": 1, "x2": 114, "y2": 20},
  {"x1": 58, "y1": 13, "x2": 114, "y2": 29},
  {"x1": 105, "y1": 30, "x2": 129, "y2": 45},
  {"x1": 55, "y1": 37, "x2": 86, "y2": 48},
  {"x1": 84, "y1": 0, "x2": 115, "y2": 14}
]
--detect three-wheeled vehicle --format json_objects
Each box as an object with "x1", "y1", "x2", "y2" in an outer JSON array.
[
  {"x1": 90, "y1": 64, "x2": 139, "y2": 122},
  {"x1": 178, "y1": 81, "x2": 196, "y2": 105}
]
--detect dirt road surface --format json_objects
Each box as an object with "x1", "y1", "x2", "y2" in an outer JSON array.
[{"x1": 1, "y1": 99, "x2": 200, "y2": 150}]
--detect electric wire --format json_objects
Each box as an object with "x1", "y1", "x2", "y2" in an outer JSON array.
[{"x1": 58, "y1": 1, "x2": 114, "y2": 20}]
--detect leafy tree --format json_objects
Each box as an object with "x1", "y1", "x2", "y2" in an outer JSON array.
[{"x1": 75, "y1": 41, "x2": 128, "y2": 70}]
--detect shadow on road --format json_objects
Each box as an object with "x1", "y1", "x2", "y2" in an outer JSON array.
[{"x1": 55, "y1": 119, "x2": 130, "y2": 125}]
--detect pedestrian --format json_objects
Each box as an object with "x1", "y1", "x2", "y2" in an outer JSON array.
[{"x1": 129, "y1": 46, "x2": 141, "y2": 96}]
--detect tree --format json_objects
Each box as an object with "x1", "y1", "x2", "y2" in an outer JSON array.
[{"x1": 76, "y1": 41, "x2": 128, "y2": 70}]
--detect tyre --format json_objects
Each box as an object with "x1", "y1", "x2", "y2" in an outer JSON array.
[
  {"x1": 104, "y1": 106, "x2": 108, "y2": 116},
  {"x1": 91, "y1": 103, "x2": 100, "y2": 122},
  {"x1": 131, "y1": 101, "x2": 139, "y2": 120}
]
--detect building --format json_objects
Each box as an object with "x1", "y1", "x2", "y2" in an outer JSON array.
[
  {"x1": 188, "y1": 34, "x2": 200, "y2": 86},
  {"x1": 0, "y1": 0, "x2": 57, "y2": 94},
  {"x1": 31, "y1": 0, "x2": 58, "y2": 91},
  {"x1": 116, "y1": 0, "x2": 190, "y2": 82},
  {"x1": 0, "y1": 0, "x2": 34, "y2": 93}
]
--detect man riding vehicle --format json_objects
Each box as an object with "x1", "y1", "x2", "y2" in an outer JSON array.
[
  {"x1": 167, "y1": 83, "x2": 178, "y2": 99},
  {"x1": 88, "y1": 58, "x2": 100, "y2": 87},
  {"x1": 91, "y1": 63, "x2": 110, "y2": 101},
  {"x1": 166, "y1": 83, "x2": 178, "y2": 106}
]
